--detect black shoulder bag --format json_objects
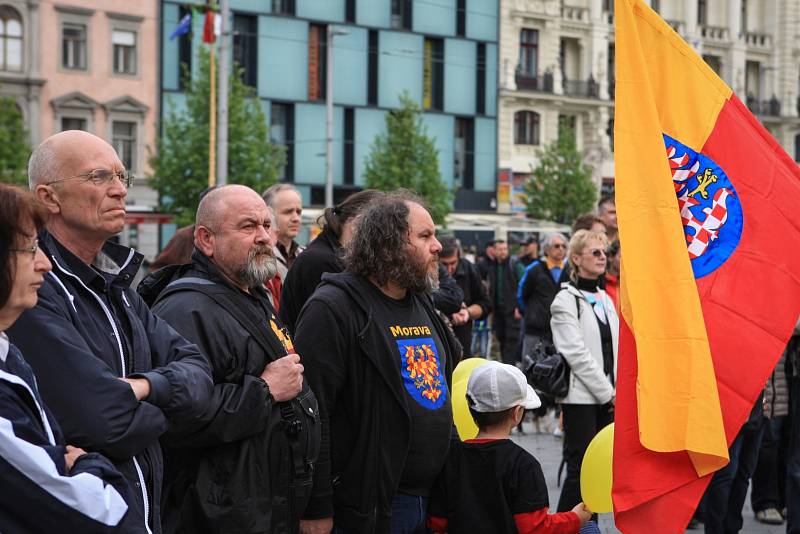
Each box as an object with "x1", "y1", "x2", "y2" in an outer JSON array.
[{"x1": 523, "y1": 290, "x2": 582, "y2": 398}]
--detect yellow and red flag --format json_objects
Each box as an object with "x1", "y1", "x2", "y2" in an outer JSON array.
[{"x1": 613, "y1": 0, "x2": 800, "y2": 532}]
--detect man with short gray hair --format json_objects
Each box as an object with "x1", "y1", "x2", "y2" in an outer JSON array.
[
  {"x1": 10, "y1": 130, "x2": 214, "y2": 533},
  {"x1": 517, "y1": 232, "x2": 569, "y2": 358},
  {"x1": 262, "y1": 184, "x2": 304, "y2": 281}
]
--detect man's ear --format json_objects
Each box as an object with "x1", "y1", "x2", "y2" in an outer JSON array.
[
  {"x1": 195, "y1": 225, "x2": 215, "y2": 257},
  {"x1": 34, "y1": 185, "x2": 62, "y2": 215},
  {"x1": 513, "y1": 405, "x2": 525, "y2": 424}
]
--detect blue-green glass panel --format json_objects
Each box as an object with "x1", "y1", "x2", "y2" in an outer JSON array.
[
  {"x1": 259, "y1": 16, "x2": 308, "y2": 100},
  {"x1": 485, "y1": 43, "x2": 497, "y2": 117},
  {"x1": 356, "y1": 0, "x2": 390, "y2": 27},
  {"x1": 378, "y1": 31, "x2": 424, "y2": 108},
  {"x1": 294, "y1": 103, "x2": 344, "y2": 185},
  {"x1": 354, "y1": 108, "x2": 387, "y2": 186},
  {"x1": 297, "y1": 0, "x2": 345, "y2": 22},
  {"x1": 474, "y1": 117, "x2": 496, "y2": 191},
  {"x1": 421, "y1": 113, "x2": 453, "y2": 188},
  {"x1": 333, "y1": 27, "x2": 367, "y2": 106},
  {"x1": 466, "y1": 0, "x2": 497, "y2": 42},
  {"x1": 413, "y1": 0, "x2": 455, "y2": 36},
  {"x1": 444, "y1": 39, "x2": 475, "y2": 115}
]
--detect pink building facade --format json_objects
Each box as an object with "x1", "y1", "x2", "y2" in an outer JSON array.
[{"x1": 0, "y1": 0, "x2": 165, "y2": 257}]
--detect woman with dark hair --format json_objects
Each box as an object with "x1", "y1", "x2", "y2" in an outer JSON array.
[
  {"x1": 279, "y1": 189, "x2": 383, "y2": 334},
  {"x1": 0, "y1": 184, "x2": 131, "y2": 532}
]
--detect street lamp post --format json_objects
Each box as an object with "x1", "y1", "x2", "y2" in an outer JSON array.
[{"x1": 325, "y1": 25, "x2": 349, "y2": 208}]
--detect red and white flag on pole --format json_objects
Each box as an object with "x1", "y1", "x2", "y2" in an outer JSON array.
[{"x1": 202, "y1": 10, "x2": 220, "y2": 44}]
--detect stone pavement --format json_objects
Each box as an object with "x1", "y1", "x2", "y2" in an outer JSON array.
[{"x1": 511, "y1": 426, "x2": 786, "y2": 534}]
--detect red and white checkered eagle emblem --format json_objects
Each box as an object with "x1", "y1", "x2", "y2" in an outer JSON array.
[{"x1": 667, "y1": 145, "x2": 733, "y2": 260}]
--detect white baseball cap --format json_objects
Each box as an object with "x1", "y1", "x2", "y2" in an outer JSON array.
[{"x1": 466, "y1": 361, "x2": 541, "y2": 413}]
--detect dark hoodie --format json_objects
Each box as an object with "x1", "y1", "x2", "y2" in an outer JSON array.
[{"x1": 295, "y1": 272, "x2": 460, "y2": 533}]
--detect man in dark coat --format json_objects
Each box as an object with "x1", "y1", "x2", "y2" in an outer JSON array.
[
  {"x1": 517, "y1": 232, "x2": 569, "y2": 360},
  {"x1": 10, "y1": 130, "x2": 213, "y2": 533},
  {"x1": 296, "y1": 194, "x2": 459, "y2": 534},
  {"x1": 438, "y1": 236, "x2": 490, "y2": 358},
  {"x1": 147, "y1": 185, "x2": 319, "y2": 534},
  {"x1": 487, "y1": 240, "x2": 521, "y2": 364}
]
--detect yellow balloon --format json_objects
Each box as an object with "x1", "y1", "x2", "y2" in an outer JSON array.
[
  {"x1": 580, "y1": 422, "x2": 615, "y2": 514},
  {"x1": 450, "y1": 358, "x2": 490, "y2": 441},
  {"x1": 453, "y1": 357, "x2": 490, "y2": 386}
]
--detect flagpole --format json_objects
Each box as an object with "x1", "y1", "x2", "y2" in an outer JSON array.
[{"x1": 208, "y1": 42, "x2": 217, "y2": 188}]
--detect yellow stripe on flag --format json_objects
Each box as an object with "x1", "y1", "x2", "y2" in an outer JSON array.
[{"x1": 615, "y1": 0, "x2": 729, "y2": 476}]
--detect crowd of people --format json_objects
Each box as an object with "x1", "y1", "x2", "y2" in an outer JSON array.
[{"x1": 0, "y1": 130, "x2": 798, "y2": 534}]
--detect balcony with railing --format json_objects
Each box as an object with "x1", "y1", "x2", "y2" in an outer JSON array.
[
  {"x1": 746, "y1": 95, "x2": 781, "y2": 117},
  {"x1": 700, "y1": 25, "x2": 729, "y2": 42},
  {"x1": 515, "y1": 69, "x2": 554, "y2": 93},
  {"x1": 563, "y1": 76, "x2": 599, "y2": 99},
  {"x1": 561, "y1": 5, "x2": 589, "y2": 23},
  {"x1": 743, "y1": 31, "x2": 772, "y2": 49}
]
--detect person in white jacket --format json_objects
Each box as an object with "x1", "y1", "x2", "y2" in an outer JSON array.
[{"x1": 550, "y1": 229, "x2": 618, "y2": 516}]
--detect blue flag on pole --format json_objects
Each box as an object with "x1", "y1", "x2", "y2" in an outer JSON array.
[{"x1": 170, "y1": 13, "x2": 192, "y2": 40}]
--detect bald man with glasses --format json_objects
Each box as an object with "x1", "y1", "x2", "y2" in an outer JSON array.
[{"x1": 8, "y1": 130, "x2": 213, "y2": 534}]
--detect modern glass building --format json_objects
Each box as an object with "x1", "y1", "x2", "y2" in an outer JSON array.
[{"x1": 160, "y1": 0, "x2": 499, "y2": 210}]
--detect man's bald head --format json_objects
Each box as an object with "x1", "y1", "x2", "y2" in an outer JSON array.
[
  {"x1": 28, "y1": 130, "x2": 116, "y2": 189},
  {"x1": 196, "y1": 184, "x2": 265, "y2": 232}
]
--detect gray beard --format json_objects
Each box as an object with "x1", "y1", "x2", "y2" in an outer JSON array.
[
  {"x1": 237, "y1": 250, "x2": 278, "y2": 288},
  {"x1": 424, "y1": 270, "x2": 440, "y2": 293}
]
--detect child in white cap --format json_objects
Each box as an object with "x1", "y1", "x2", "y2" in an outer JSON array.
[{"x1": 427, "y1": 361, "x2": 591, "y2": 533}]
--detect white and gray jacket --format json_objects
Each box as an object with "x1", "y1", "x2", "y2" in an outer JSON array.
[{"x1": 550, "y1": 283, "x2": 618, "y2": 405}]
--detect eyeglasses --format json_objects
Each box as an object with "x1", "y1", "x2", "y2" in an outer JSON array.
[
  {"x1": 551, "y1": 244, "x2": 567, "y2": 249},
  {"x1": 44, "y1": 169, "x2": 135, "y2": 189},
  {"x1": 11, "y1": 239, "x2": 39, "y2": 259},
  {"x1": 585, "y1": 248, "x2": 606, "y2": 258}
]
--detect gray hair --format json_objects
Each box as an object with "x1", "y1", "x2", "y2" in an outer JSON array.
[
  {"x1": 27, "y1": 139, "x2": 59, "y2": 189},
  {"x1": 196, "y1": 184, "x2": 258, "y2": 232},
  {"x1": 541, "y1": 232, "x2": 568, "y2": 251},
  {"x1": 261, "y1": 183, "x2": 299, "y2": 209}
]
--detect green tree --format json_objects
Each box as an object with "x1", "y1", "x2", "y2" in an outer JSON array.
[
  {"x1": 149, "y1": 47, "x2": 285, "y2": 226},
  {"x1": 363, "y1": 93, "x2": 452, "y2": 224},
  {"x1": 0, "y1": 97, "x2": 32, "y2": 186},
  {"x1": 523, "y1": 125, "x2": 596, "y2": 225}
]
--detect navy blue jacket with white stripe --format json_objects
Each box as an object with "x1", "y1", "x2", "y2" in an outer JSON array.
[
  {"x1": 0, "y1": 335, "x2": 131, "y2": 532},
  {"x1": 7, "y1": 232, "x2": 213, "y2": 534}
]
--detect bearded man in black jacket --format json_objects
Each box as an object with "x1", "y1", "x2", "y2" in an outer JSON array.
[
  {"x1": 296, "y1": 193, "x2": 459, "y2": 534},
  {"x1": 147, "y1": 185, "x2": 319, "y2": 534}
]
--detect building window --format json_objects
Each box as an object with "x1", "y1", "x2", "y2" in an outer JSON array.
[
  {"x1": 391, "y1": 0, "x2": 412, "y2": 30},
  {"x1": 423, "y1": 37, "x2": 443, "y2": 111},
  {"x1": 112, "y1": 121, "x2": 137, "y2": 171},
  {"x1": 233, "y1": 14, "x2": 258, "y2": 87},
  {"x1": 0, "y1": 7, "x2": 22, "y2": 72},
  {"x1": 456, "y1": 0, "x2": 466, "y2": 36},
  {"x1": 698, "y1": 0, "x2": 707, "y2": 26},
  {"x1": 651, "y1": 0, "x2": 660, "y2": 13},
  {"x1": 518, "y1": 29, "x2": 538, "y2": 76},
  {"x1": 61, "y1": 117, "x2": 87, "y2": 131},
  {"x1": 272, "y1": 0, "x2": 295, "y2": 15},
  {"x1": 62, "y1": 23, "x2": 87, "y2": 70},
  {"x1": 454, "y1": 117, "x2": 474, "y2": 189},
  {"x1": 367, "y1": 30, "x2": 378, "y2": 105},
  {"x1": 514, "y1": 111, "x2": 539, "y2": 145},
  {"x1": 344, "y1": 108, "x2": 354, "y2": 185},
  {"x1": 607, "y1": 118, "x2": 614, "y2": 152},
  {"x1": 558, "y1": 114, "x2": 577, "y2": 142},
  {"x1": 703, "y1": 54, "x2": 721, "y2": 75},
  {"x1": 795, "y1": 133, "x2": 800, "y2": 162},
  {"x1": 271, "y1": 102, "x2": 294, "y2": 182},
  {"x1": 112, "y1": 30, "x2": 136, "y2": 75},
  {"x1": 476, "y1": 43, "x2": 486, "y2": 115},
  {"x1": 345, "y1": 0, "x2": 356, "y2": 23},
  {"x1": 308, "y1": 24, "x2": 327, "y2": 101}
]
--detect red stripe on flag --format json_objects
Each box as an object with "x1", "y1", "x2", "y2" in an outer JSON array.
[{"x1": 203, "y1": 10, "x2": 216, "y2": 44}]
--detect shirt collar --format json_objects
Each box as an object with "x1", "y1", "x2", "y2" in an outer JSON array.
[{"x1": 545, "y1": 257, "x2": 564, "y2": 270}]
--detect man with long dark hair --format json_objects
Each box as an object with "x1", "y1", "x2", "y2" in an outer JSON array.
[{"x1": 295, "y1": 193, "x2": 460, "y2": 534}]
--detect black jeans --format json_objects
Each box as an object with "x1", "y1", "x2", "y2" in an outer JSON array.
[
  {"x1": 750, "y1": 416, "x2": 788, "y2": 512},
  {"x1": 701, "y1": 413, "x2": 765, "y2": 534},
  {"x1": 787, "y1": 375, "x2": 800, "y2": 534},
  {"x1": 556, "y1": 403, "x2": 614, "y2": 512}
]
